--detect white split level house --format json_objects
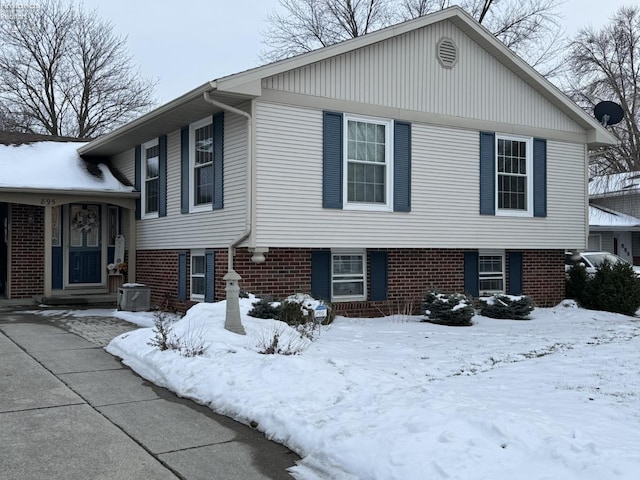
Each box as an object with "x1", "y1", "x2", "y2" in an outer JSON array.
[{"x1": 0, "y1": 6, "x2": 616, "y2": 314}]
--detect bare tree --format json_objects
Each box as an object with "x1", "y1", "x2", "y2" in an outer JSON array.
[
  {"x1": 261, "y1": 0, "x2": 393, "y2": 62},
  {"x1": 565, "y1": 6, "x2": 640, "y2": 173},
  {"x1": 0, "y1": 0, "x2": 156, "y2": 138},
  {"x1": 261, "y1": 0, "x2": 566, "y2": 76}
]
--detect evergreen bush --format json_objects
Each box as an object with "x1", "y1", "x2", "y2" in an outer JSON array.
[
  {"x1": 247, "y1": 297, "x2": 282, "y2": 319},
  {"x1": 565, "y1": 263, "x2": 590, "y2": 305},
  {"x1": 583, "y1": 260, "x2": 640, "y2": 316},
  {"x1": 479, "y1": 295, "x2": 534, "y2": 320},
  {"x1": 423, "y1": 291, "x2": 475, "y2": 326}
]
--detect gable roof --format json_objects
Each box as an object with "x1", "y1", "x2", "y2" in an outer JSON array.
[{"x1": 79, "y1": 6, "x2": 617, "y2": 157}]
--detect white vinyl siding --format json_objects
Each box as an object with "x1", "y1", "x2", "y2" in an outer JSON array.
[
  {"x1": 261, "y1": 19, "x2": 583, "y2": 136},
  {"x1": 254, "y1": 101, "x2": 587, "y2": 250},
  {"x1": 110, "y1": 113, "x2": 248, "y2": 250}
]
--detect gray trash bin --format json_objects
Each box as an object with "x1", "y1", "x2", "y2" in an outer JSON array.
[{"x1": 117, "y1": 284, "x2": 151, "y2": 312}]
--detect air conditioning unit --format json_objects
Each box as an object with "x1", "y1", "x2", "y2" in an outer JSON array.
[{"x1": 117, "y1": 285, "x2": 151, "y2": 312}]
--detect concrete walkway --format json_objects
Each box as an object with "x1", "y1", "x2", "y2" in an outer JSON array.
[{"x1": 0, "y1": 306, "x2": 298, "y2": 480}]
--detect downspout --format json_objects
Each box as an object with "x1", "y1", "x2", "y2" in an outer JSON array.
[
  {"x1": 203, "y1": 88, "x2": 252, "y2": 334},
  {"x1": 203, "y1": 89, "x2": 252, "y2": 272}
]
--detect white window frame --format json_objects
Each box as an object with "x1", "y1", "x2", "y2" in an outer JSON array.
[
  {"x1": 478, "y1": 250, "x2": 505, "y2": 296},
  {"x1": 495, "y1": 134, "x2": 533, "y2": 217},
  {"x1": 343, "y1": 114, "x2": 394, "y2": 212},
  {"x1": 141, "y1": 138, "x2": 159, "y2": 219},
  {"x1": 189, "y1": 117, "x2": 214, "y2": 213},
  {"x1": 331, "y1": 249, "x2": 367, "y2": 301},
  {"x1": 190, "y1": 249, "x2": 205, "y2": 301}
]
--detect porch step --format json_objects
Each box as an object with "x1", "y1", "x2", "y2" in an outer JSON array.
[{"x1": 39, "y1": 294, "x2": 117, "y2": 307}]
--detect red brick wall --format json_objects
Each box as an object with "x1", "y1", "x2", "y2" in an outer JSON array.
[
  {"x1": 522, "y1": 249, "x2": 565, "y2": 307},
  {"x1": 10, "y1": 204, "x2": 45, "y2": 298},
  {"x1": 135, "y1": 247, "x2": 564, "y2": 316}
]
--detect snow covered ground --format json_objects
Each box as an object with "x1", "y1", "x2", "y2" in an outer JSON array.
[{"x1": 78, "y1": 299, "x2": 639, "y2": 479}]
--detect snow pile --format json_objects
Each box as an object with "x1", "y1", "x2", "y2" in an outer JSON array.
[
  {"x1": 0, "y1": 141, "x2": 134, "y2": 192},
  {"x1": 104, "y1": 299, "x2": 640, "y2": 479}
]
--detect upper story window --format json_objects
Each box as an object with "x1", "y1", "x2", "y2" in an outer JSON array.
[
  {"x1": 142, "y1": 139, "x2": 159, "y2": 217},
  {"x1": 190, "y1": 117, "x2": 214, "y2": 211},
  {"x1": 343, "y1": 115, "x2": 393, "y2": 211},
  {"x1": 496, "y1": 135, "x2": 533, "y2": 216}
]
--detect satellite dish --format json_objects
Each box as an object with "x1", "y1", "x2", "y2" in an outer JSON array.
[{"x1": 594, "y1": 101, "x2": 624, "y2": 127}]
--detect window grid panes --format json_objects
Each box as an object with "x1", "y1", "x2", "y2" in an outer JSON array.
[
  {"x1": 479, "y1": 255, "x2": 504, "y2": 293},
  {"x1": 332, "y1": 253, "x2": 365, "y2": 299},
  {"x1": 497, "y1": 138, "x2": 527, "y2": 210},
  {"x1": 145, "y1": 144, "x2": 159, "y2": 214},
  {"x1": 347, "y1": 120, "x2": 386, "y2": 204},
  {"x1": 194, "y1": 124, "x2": 213, "y2": 206},
  {"x1": 191, "y1": 254, "x2": 205, "y2": 298}
]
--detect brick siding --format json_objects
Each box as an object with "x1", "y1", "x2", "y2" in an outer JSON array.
[
  {"x1": 10, "y1": 204, "x2": 45, "y2": 298},
  {"x1": 135, "y1": 247, "x2": 564, "y2": 316}
]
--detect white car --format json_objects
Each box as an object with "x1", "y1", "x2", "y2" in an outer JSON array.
[{"x1": 565, "y1": 251, "x2": 640, "y2": 277}]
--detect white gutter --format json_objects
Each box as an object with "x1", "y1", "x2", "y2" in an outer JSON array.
[{"x1": 203, "y1": 89, "x2": 252, "y2": 272}]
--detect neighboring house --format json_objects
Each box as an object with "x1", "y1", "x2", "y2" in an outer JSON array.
[
  {"x1": 589, "y1": 172, "x2": 640, "y2": 265},
  {"x1": 44, "y1": 6, "x2": 614, "y2": 314},
  {"x1": 0, "y1": 132, "x2": 137, "y2": 301}
]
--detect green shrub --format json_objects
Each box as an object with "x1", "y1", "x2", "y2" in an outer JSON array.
[
  {"x1": 565, "y1": 263, "x2": 590, "y2": 305},
  {"x1": 423, "y1": 291, "x2": 475, "y2": 326},
  {"x1": 279, "y1": 294, "x2": 335, "y2": 326},
  {"x1": 583, "y1": 260, "x2": 640, "y2": 316},
  {"x1": 480, "y1": 295, "x2": 534, "y2": 320},
  {"x1": 247, "y1": 297, "x2": 282, "y2": 319}
]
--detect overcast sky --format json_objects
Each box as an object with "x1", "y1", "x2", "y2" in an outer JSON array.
[{"x1": 81, "y1": 0, "x2": 635, "y2": 104}]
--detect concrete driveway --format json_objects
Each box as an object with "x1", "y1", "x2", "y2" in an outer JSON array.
[{"x1": 0, "y1": 305, "x2": 298, "y2": 480}]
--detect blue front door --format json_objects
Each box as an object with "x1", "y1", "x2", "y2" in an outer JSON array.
[{"x1": 69, "y1": 204, "x2": 101, "y2": 284}]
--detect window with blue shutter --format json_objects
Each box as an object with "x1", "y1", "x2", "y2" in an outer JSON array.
[
  {"x1": 323, "y1": 111, "x2": 411, "y2": 212},
  {"x1": 369, "y1": 251, "x2": 388, "y2": 301},
  {"x1": 479, "y1": 132, "x2": 547, "y2": 217}
]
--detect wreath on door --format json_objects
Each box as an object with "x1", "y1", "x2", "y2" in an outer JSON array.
[{"x1": 71, "y1": 209, "x2": 98, "y2": 234}]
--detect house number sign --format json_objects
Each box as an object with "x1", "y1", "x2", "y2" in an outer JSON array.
[{"x1": 40, "y1": 198, "x2": 57, "y2": 206}]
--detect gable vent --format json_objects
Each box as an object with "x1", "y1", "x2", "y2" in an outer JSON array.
[{"x1": 437, "y1": 38, "x2": 458, "y2": 68}]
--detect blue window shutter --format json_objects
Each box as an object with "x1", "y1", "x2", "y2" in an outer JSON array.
[
  {"x1": 311, "y1": 251, "x2": 331, "y2": 300},
  {"x1": 479, "y1": 132, "x2": 495, "y2": 215},
  {"x1": 205, "y1": 250, "x2": 215, "y2": 302},
  {"x1": 213, "y1": 112, "x2": 224, "y2": 210},
  {"x1": 533, "y1": 138, "x2": 547, "y2": 217},
  {"x1": 464, "y1": 252, "x2": 479, "y2": 297},
  {"x1": 134, "y1": 145, "x2": 141, "y2": 220},
  {"x1": 180, "y1": 126, "x2": 189, "y2": 214},
  {"x1": 394, "y1": 121, "x2": 411, "y2": 212},
  {"x1": 508, "y1": 252, "x2": 523, "y2": 295},
  {"x1": 323, "y1": 111, "x2": 343, "y2": 209},
  {"x1": 369, "y1": 251, "x2": 388, "y2": 301},
  {"x1": 158, "y1": 135, "x2": 168, "y2": 217},
  {"x1": 178, "y1": 252, "x2": 187, "y2": 301}
]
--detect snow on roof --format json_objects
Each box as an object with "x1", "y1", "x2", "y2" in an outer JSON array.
[
  {"x1": 589, "y1": 171, "x2": 640, "y2": 196},
  {"x1": 0, "y1": 141, "x2": 134, "y2": 192},
  {"x1": 589, "y1": 204, "x2": 640, "y2": 229}
]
